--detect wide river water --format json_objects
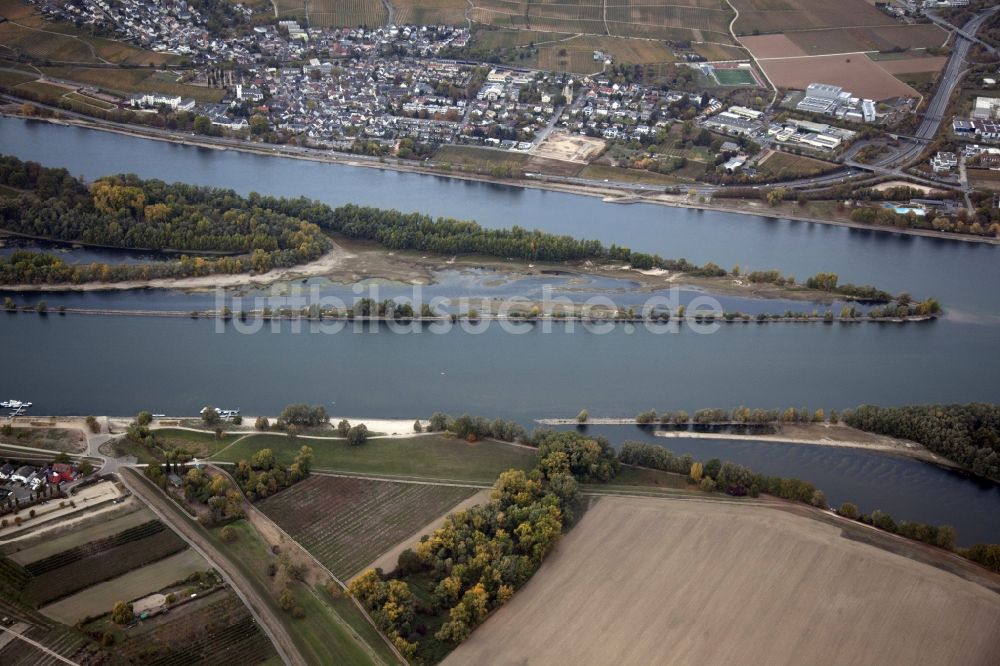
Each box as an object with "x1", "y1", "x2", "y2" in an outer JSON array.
[{"x1": 2, "y1": 118, "x2": 999, "y2": 542}]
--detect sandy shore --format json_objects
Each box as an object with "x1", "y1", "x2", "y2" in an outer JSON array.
[
  {"x1": 2, "y1": 243, "x2": 355, "y2": 293},
  {"x1": 654, "y1": 423, "x2": 960, "y2": 468},
  {"x1": 7, "y1": 112, "x2": 998, "y2": 246}
]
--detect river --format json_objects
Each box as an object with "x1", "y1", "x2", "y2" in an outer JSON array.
[{"x1": 2, "y1": 117, "x2": 1000, "y2": 542}]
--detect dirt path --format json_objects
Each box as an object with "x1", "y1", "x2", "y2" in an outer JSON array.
[{"x1": 118, "y1": 468, "x2": 305, "y2": 666}]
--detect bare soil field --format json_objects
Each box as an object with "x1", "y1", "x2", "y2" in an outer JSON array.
[
  {"x1": 785, "y1": 24, "x2": 948, "y2": 56},
  {"x1": 40, "y1": 548, "x2": 208, "y2": 625},
  {"x1": 740, "y1": 34, "x2": 808, "y2": 59},
  {"x1": 732, "y1": 0, "x2": 897, "y2": 34},
  {"x1": 258, "y1": 475, "x2": 477, "y2": 579},
  {"x1": 533, "y1": 132, "x2": 606, "y2": 163},
  {"x1": 875, "y1": 55, "x2": 948, "y2": 74},
  {"x1": 758, "y1": 54, "x2": 918, "y2": 100},
  {"x1": 445, "y1": 496, "x2": 1000, "y2": 666}
]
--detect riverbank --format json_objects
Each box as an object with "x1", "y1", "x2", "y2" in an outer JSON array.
[
  {"x1": 5, "y1": 110, "x2": 997, "y2": 246},
  {"x1": 0, "y1": 306, "x2": 938, "y2": 324},
  {"x1": 538, "y1": 419, "x2": 958, "y2": 468},
  {"x1": 0, "y1": 230, "x2": 931, "y2": 313}
]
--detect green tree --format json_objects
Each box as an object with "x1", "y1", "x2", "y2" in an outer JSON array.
[
  {"x1": 111, "y1": 601, "x2": 134, "y2": 625},
  {"x1": 347, "y1": 424, "x2": 369, "y2": 446},
  {"x1": 136, "y1": 411, "x2": 153, "y2": 427},
  {"x1": 202, "y1": 406, "x2": 220, "y2": 426},
  {"x1": 249, "y1": 114, "x2": 269, "y2": 135},
  {"x1": 193, "y1": 115, "x2": 212, "y2": 134},
  {"x1": 337, "y1": 419, "x2": 351, "y2": 437},
  {"x1": 255, "y1": 416, "x2": 269, "y2": 431},
  {"x1": 413, "y1": 420, "x2": 423, "y2": 433},
  {"x1": 576, "y1": 409, "x2": 589, "y2": 423}
]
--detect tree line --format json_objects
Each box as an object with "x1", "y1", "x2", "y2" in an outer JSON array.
[
  {"x1": 348, "y1": 429, "x2": 616, "y2": 662},
  {"x1": 843, "y1": 403, "x2": 1000, "y2": 482},
  {"x1": 0, "y1": 156, "x2": 922, "y2": 305}
]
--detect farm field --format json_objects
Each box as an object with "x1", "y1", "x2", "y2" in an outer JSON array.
[
  {"x1": 259, "y1": 475, "x2": 477, "y2": 579},
  {"x1": 40, "y1": 66, "x2": 226, "y2": 103},
  {"x1": 25, "y1": 520, "x2": 187, "y2": 606},
  {"x1": 276, "y1": 0, "x2": 388, "y2": 28},
  {"x1": 97, "y1": 589, "x2": 279, "y2": 666},
  {"x1": 784, "y1": 24, "x2": 948, "y2": 56},
  {"x1": 470, "y1": 0, "x2": 736, "y2": 44},
  {"x1": 0, "y1": 69, "x2": 37, "y2": 88},
  {"x1": 755, "y1": 150, "x2": 838, "y2": 179},
  {"x1": 40, "y1": 548, "x2": 208, "y2": 625},
  {"x1": 732, "y1": 0, "x2": 902, "y2": 34},
  {"x1": 445, "y1": 496, "x2": 1000, "y2": 665},
  {"x1": 216, "y1": 433, "x2": 536, "y2": 482},
  {"x1": 734, "y1": 0, "x2": 948, "y2": 57},
  {"x1": 0, "y1": 427, "x2": 86, "y2": 453},
  {"x1": 692, "y1": 42, "x2": 748, "y2": 61},
  {"x1": 0, "y1": 0, "x2": 177, "y2": 65},
  {"x1": 7, "y1": 506, "x2": 156, "y2": 564},
  {"x1": 0, "y1": 623, "x2": 108, "y2": 665},
  {"x1": 873, "y1": 55, "x2": 948, "y2": 75},
  {"x1": 393, "y1": 0, "x2": 469, "y2": 25},
  {"x1": 757, "y1": 53, "x2": 918, "y2": 100}
]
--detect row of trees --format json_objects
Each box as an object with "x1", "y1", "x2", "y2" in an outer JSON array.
[
  {"x1": 230, "y1": 445, "x2": 314, "y2": 501},
  {"x1": 627, "y1": 406, "x2": 834, "y2": 425},
  {"x1": 349, "y1": 430, "x2": 617, "y2": 661},
  {"x1": 844, "y1": 403, "x2": 1000, "y2": 482},
  {"x1": 1, "y1": 157, "x2": 917, "y2": 304}
]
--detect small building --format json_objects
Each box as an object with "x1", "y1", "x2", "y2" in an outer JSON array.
[
  {"x1": 973, "y1": 97, "x2": 1000, "y2": 120},
  {"x1": 930, "y1": 152, "x2": 958, "y2": 173},
  {"x1": 167, "y1": 473, "x2": 184, "y2": 488},
  {"x1": 723, "y1": 154, "x2": 748, "y2": 172}
]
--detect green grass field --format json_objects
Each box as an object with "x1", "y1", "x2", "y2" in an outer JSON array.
[
  {"x1": 0, "y1": 427, "x2": 86, "y2": 453},
  {"x1": 206, "y1": 520, "x2": 397, "y2": 666},
  {"x1": 755, "y1": 151, "x2": 838, "y2": 180},
  {"x1": 711, "y1": 68, "x2": 756, "y2": 86},
  {"x1": 217, "y1": 433, "x2": 536, "y2": 482}
]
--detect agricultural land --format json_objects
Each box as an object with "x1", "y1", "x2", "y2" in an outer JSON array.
[
  {"x1": 445, "y1": 496, "x2": 1000, "y2": 665},
  {"x1": 259, "y1": 474, "x2": 478, "y2": 579}
]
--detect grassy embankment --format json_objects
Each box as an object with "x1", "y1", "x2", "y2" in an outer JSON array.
[{"x1": 215, "y1": 433, "x2": 536, "y2": 483}]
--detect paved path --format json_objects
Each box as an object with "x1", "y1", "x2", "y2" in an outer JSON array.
[{"x1": 119, "y1": 468, "x2": 305, "y2": 666}]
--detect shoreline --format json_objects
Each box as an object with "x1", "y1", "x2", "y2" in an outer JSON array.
[
  {"x1": 0, "y1": 307, "x2": 938, "y2": 324},
  {"x1": 536, "y1": 418, "x2": 958, "y2": 469},
  {"x1": 654, "y1": 430, "x2": 960, "y2": 469},
  {"x1": 5, "y1": 112, "x2": 998, "y2": 247}
]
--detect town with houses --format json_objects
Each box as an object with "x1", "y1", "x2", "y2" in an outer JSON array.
[{"x1": 10, "y1": 0, "x2": 1000, "y2": 196}]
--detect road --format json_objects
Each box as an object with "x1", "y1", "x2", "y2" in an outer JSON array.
[{"x1": 118, "y1": 468, "x2": 306, "y2": 666}]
